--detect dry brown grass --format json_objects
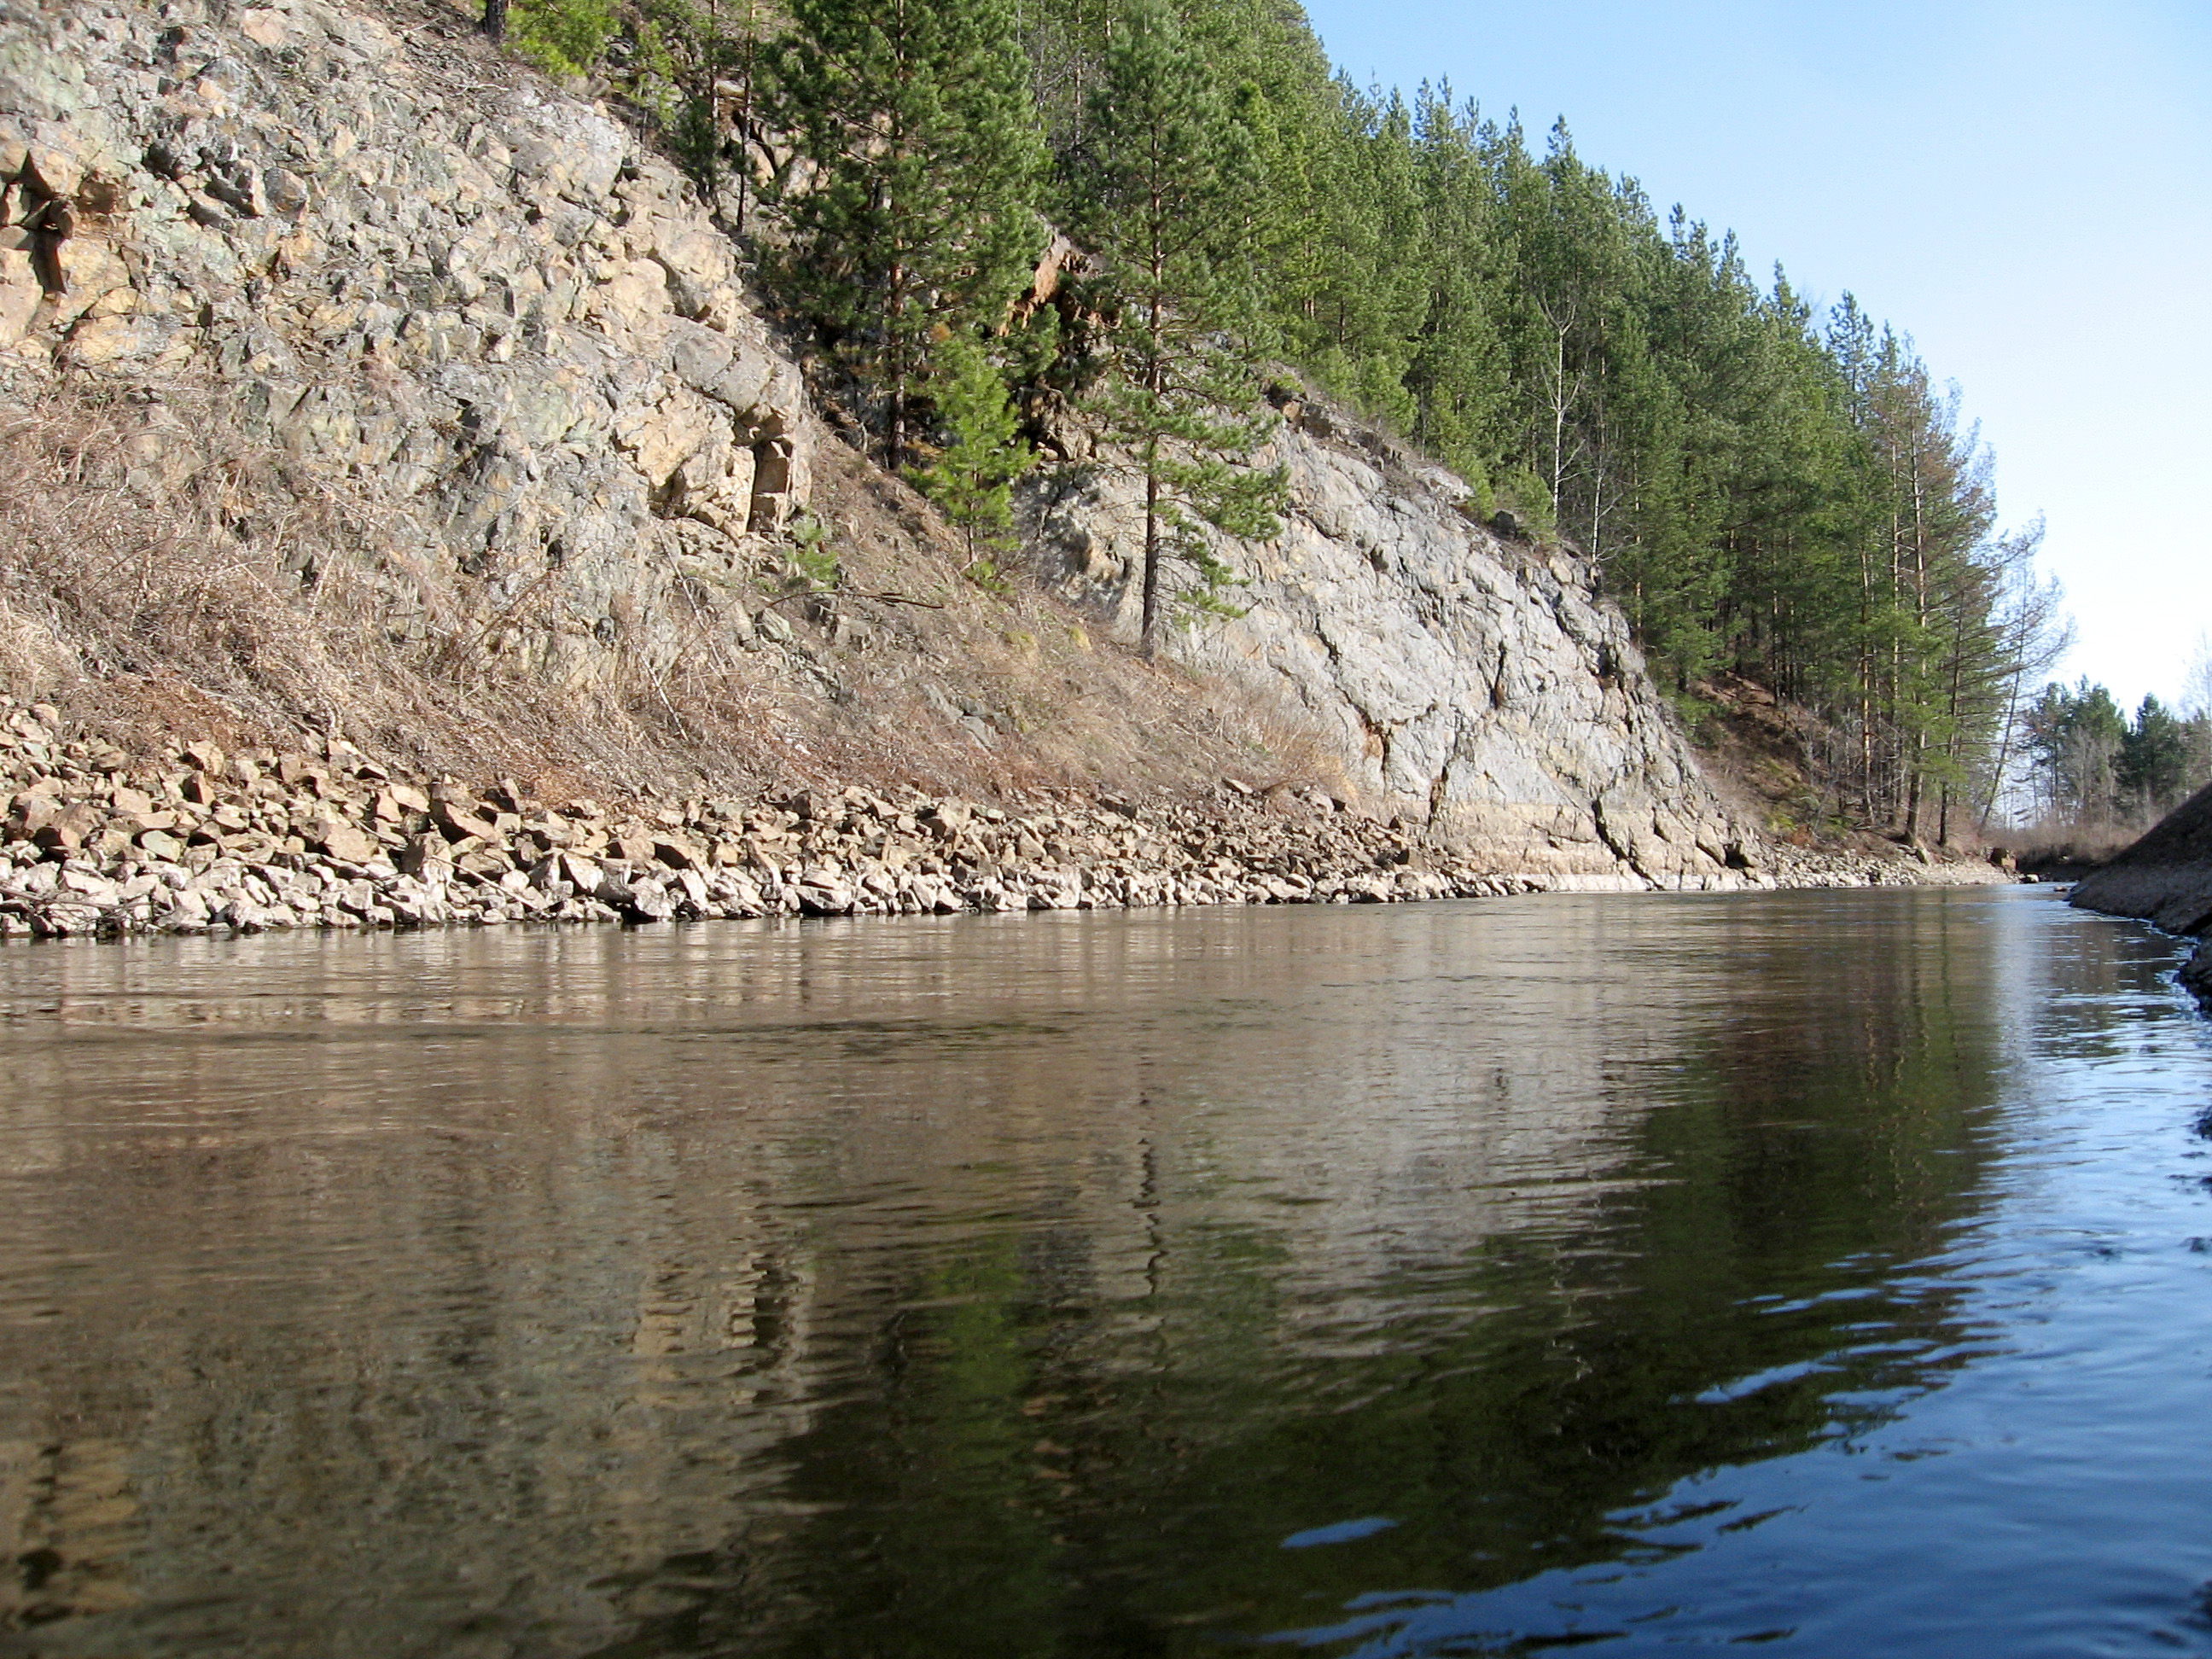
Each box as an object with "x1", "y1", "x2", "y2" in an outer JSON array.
[
  {"x1": 0, "y1": 379, "x2": 1346, "y2": 809},
  {"x1": 2001, "y1": 822, "x2": 2142, "y2": 876},
  {"x1": 0, "y1": 383, "x2": 673, "y2": 793}
]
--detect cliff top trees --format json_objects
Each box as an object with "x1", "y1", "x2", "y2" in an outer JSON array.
[
  {"x1": 766, "y1": 0, "x2": 1045, "y2": 469},
  {"x1": 594, "y1": 0, "x2": 2075, "y2": 828},
  {"x1": 2117, "y1": 696, "x2": 2203, "y2": 821},
  {"x1": 2021, "y1": 681, "x2": 2212, "y2": 830},
  {"x1": 1074, "y1": 0, "x2": 1285, "y2": 655},
  {"x1": 2028, "y1": 680, "x2": 2128, "y2": 825}
]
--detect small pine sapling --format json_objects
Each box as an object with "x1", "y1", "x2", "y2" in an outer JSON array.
[
  {"x1": 503, "y1": 0, "x2": 618, "y2": 77},
  {"x1": 783, "y1": 511, "x2": 840, "y2": 590},
  {"x1": 910, "y1": 334, "x2": 1036, "y2": 585},
  {"x1": 1076, "y1": 0, "x2": 1287, "y2": 655}
]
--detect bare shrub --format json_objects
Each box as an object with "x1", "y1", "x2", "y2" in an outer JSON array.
[
  {"x1": 0, "y1": 379, "x2": 1348, "y2": 809},
  {"x1": 2004, "y1": 821, "x2": 2139, "y2": 876}
]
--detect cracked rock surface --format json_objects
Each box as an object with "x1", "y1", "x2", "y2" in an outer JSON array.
[
  {"x1": 0, "y1": 0, "x2": 809, "y2": 691},
  {"x1": 1027, "y1": 416, "x2": 1753, "y2": 881}
]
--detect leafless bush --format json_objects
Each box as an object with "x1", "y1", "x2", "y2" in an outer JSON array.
[{"x1": 2000, "y1": 820, "x2": 2138, "y2": 874}]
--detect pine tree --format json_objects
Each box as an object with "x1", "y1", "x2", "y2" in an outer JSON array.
[
  {"x1": 911, "y1": 334, "x2": 1035, "y2": 571},
  {"x1": 768, "y1": 0, "x2": 1045, "y2": 469},
  {"x1": 503, "y1": 0, "x2": 617, "y2": 76},
  {"x1": 1075, "y1": 0, "x2": 1286, "y2": 655},
  {"x1": 2118, "y1": 696, "x2": 2195, "y2": 819},
  {"x1": 582, "y1": 0, "x2": 2041, "y2": 769},
  {"x1": 2027, "y1": 680, "x2": 2128, "y2": 826},
  {"x1": 1403, "y1": 85, "x2": 1509, "y2": 488},
  {"x1": 624, "y1": 0, "x2": 777, "y2": 228}
]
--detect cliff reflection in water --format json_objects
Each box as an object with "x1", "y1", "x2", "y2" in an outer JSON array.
[{"x1": 0, "y1": 889, "x2": 2068, "y2": 1656}]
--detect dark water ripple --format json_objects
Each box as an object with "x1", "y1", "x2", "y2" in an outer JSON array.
[{"x1": 0, "y1": 888, "x2": 2208, "y2": 1656}]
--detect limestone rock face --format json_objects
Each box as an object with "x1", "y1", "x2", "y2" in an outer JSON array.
[
  {"x1": 1026, "y1": 423, "x2": 1751, "y2": 882},
  {"x1": 0, "y1": 0, "x2": 810, "y2": 687}
]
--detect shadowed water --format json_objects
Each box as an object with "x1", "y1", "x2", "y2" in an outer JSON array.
[{"x1": 1, "y1": 887, "x2": 2209, "y2": 1656}]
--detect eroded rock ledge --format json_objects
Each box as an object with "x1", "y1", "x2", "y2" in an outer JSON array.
[{"x1": 0, "y1": 699, "x2": 2004, "y2": 941}]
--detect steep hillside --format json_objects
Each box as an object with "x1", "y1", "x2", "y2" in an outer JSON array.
[
  {"x1": 6, "y1": 0, "x2": 1365, "y2": 800},
  {"x1": 2070, "y1": 782, "x2": 2212, "y2": 1004},
  {"x1": 0, "y1": 0, "x2": 1988, "y2": 936}
]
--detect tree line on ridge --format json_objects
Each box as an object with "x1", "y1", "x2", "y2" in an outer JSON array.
[{"x1": 475, "y1": 0, "x2": 2120, "y2": 846}]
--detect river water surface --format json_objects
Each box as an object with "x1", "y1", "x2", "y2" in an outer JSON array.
[{"x1": 3, "y1": 887, "x2": 2211, "y2": 1656}]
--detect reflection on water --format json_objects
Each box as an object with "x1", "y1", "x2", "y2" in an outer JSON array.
[{"x1": 1, "y1": 888, "x2": 2209, "y2": 1656}]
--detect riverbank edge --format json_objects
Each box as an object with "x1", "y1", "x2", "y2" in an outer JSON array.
[
  {"x1": 2068, "y1": 783, "x2": 2212, "y2": 1011},
  {"x1": 2069, "y1": 873, "x2": 2212, "y2": 1010},
  {"x1": 0, "y1": 701, "x2": 2012, "y2": 944},
  {"x1": 2073, "y1": 895, "x2": 2212, "y2": 1011}
]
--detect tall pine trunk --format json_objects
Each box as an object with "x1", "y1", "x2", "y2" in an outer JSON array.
[
  {"x1": 1141, "y1": 448, "x2": 1162, "y2": 656},
  {"x1": 1138, "y1": 189, "x2": 1167, "y2": 657},
  {"x1": 886, "y1": 258, "x2": 907, "y2": 473}
]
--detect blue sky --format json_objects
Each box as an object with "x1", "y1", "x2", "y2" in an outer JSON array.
[{"x1": 1296, "y1": 0, "x2": 2211, "y2": 713}]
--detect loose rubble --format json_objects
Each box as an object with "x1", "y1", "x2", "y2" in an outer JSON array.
[{"x1": 0, "y1": 698, "x2": 2005, "y2": 943}]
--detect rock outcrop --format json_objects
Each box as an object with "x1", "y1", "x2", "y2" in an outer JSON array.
[
  {"x1": 0, "y1": 0, "x2": 808, "y2": 691},
  {"x1": 2070, "y1": 780, "x2": 2212, "y2": 1005},
  {"x1": 1029, "y1": 419, "x2": 1747, "y2": 882},
  {"x1": 0, "y1": 0, "x2": 2005, "y2": 930}
]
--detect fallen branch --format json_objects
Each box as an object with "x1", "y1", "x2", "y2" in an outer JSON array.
[{"x1": 757, "y1": 585, "x2": 946, "y2": 613}]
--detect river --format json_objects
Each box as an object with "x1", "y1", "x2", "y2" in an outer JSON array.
[{"x1": 1, "y1": 886, "x2": 2209, "y2": 1656}]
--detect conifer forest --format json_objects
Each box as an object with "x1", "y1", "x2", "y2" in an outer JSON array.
[{"x1": 486, "y1": 0, "x2": 2202, "y2": 843}]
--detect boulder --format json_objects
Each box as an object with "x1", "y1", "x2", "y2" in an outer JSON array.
[
  {"x1": 792, "y1": 868, "x2": 854, "y2": 916},
  {"x1": 32, "y1": 802, "x2": 103, "y2": 852},
  {"x1": 312, "y1": 819, "x2": 380, "y2": 864}
]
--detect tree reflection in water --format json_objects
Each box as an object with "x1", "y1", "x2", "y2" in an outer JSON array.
[{"x1": 0, "y1": 888, "x2": 2197, "y2": 1656}]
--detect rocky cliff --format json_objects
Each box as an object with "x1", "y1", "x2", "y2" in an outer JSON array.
[
  {"x1": 2, "y1": 0, "x2": 809, "y2": 689},
  {"x1": 1030, "y1": 418, "x2": 1744, "y2": 882},
  {"x1": 0, "y1": 0, "x2": 1936, "y2": 917}
]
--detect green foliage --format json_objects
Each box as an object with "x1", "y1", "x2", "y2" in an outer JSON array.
[
  {"x1": 713, "y1": 0, "x2": 2064, "y2": 835},
  {"x1": 2026, "y1": 678, "x2": 2127, "y2": 824},
  {"x1": 1666, "y1": 687, "x2": 1714, "y2": 734},
  {"x1": 622, "y1": 0, "x2": 761, "y2": 195},
  {"x1": 764, "y1": 0, "x2": 1046, "y2": 469},
  {"x1": 783, "y1": 510, "x2": 840, "y2": 589},
  {"x1": 2116, "y1": 695, "x2": 2197, "y2": 817},
  {"x1": 959, "y1": 556, "x2": 1014, "y2": 595},
  {"x1": 908, "y1": 333, "x2": 1035, "y2": 567},
  {"x1": 1072, "y1": 0, "x2": 1286, "y2": 653},
  {"x1": 1492, "y1": 464, "x2": 1557, "y2": 542},
  {"x1": 508, "y1": 0, "x2": 617, "y2": 77}
]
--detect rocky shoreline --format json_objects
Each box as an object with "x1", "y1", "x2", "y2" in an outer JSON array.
[{"x1": 0, "y1": 696, "x2": 2010, "y2": 943}]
